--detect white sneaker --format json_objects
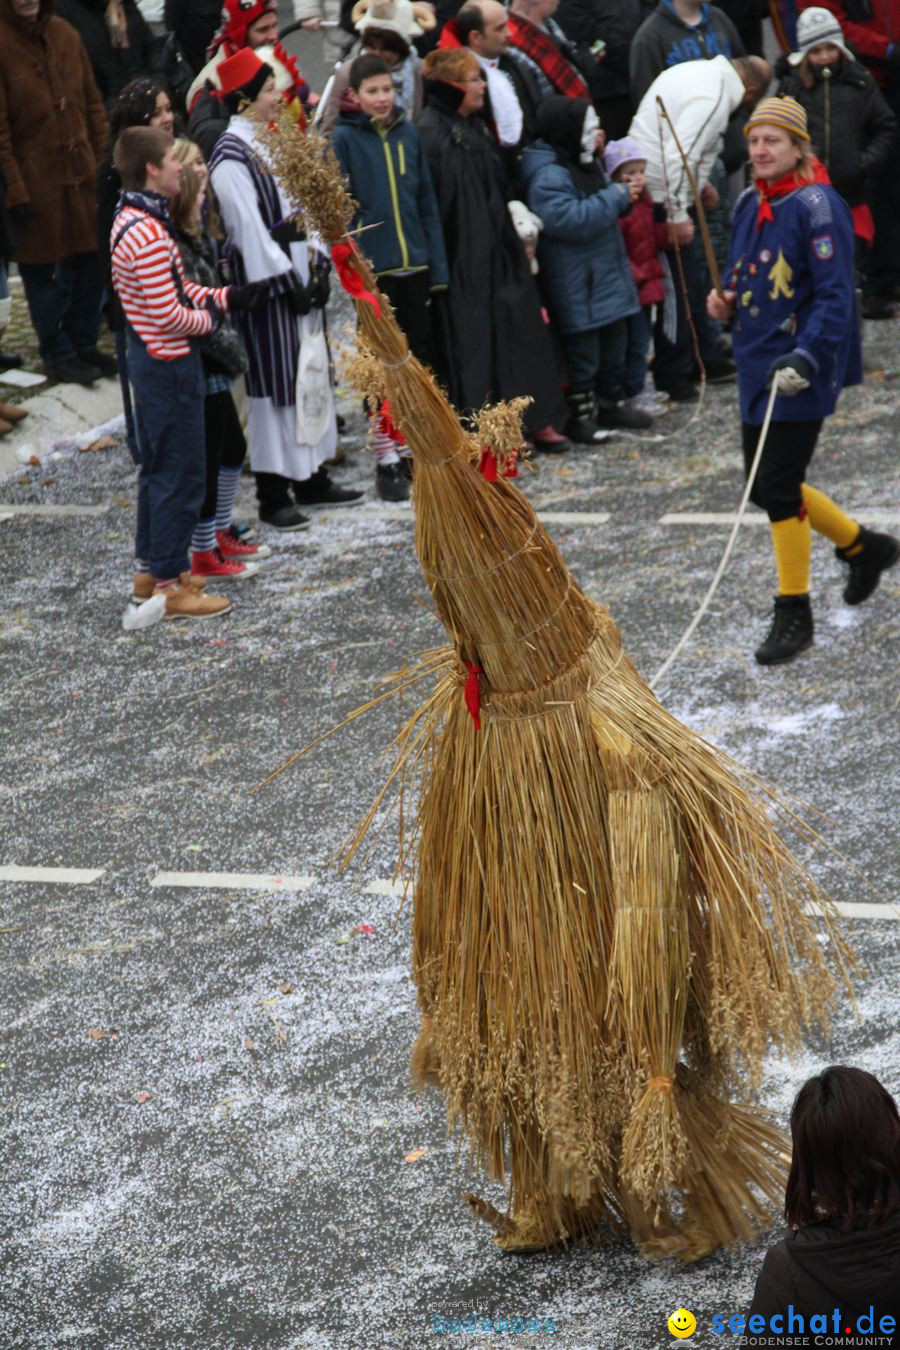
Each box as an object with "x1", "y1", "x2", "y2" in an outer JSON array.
[
  {"x1": 122, "y1": 592, "x2": 167, "y2": 632},
  {"x1": 626, "y1": 392, "x2": 667, "y2": 418}
]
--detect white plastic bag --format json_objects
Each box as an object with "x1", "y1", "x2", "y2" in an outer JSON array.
[{"x1": 295, "y1": 315, "x2": 331, "y2": 446}]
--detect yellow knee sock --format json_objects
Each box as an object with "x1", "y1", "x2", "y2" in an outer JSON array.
[
  {"x1": 770, "y1": 514, "x2": 811, "y2": 595},
  {"x1": 801, "y1": 484, "x2": 860, "y2": 550}
]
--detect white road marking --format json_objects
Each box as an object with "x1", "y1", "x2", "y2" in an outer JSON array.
[
  {"x1": 150, "y1": 871, "x2": 315, "y2": 891},
  {"x1": 0, "y1": 865, "x2": 105, "y2": 884},
  {"x1": 806, "y1": 900, "x2": 900, "y2": 921},
  {"x1": 659, "y1": 510, "x2": 900, "y2": 526},
  {"x1": 317, "y1": 506, "x2": 611, "y2": 527},
  {"x1": 0, "y1": 503, "x2": 109, "y2": 517},
  {"x1": 538, "y1": 511, "x2": 611, "y2": 526},
  {"x1": 0, "y1": 869, "x2": 895, "y2": 919},
  {"x1": 363, "y1": 879, "x2": 406, "y2": 897}
]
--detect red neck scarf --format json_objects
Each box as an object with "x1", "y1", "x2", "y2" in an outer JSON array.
[{"x1": 755, "y1": 157, "x2": 830, "y2": 229}]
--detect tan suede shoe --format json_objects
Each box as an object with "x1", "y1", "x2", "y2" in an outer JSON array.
[{"x1": 158, "y1": 579, "x2": 231, "y2": 620}]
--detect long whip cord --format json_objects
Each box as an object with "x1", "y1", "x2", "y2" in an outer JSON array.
[{"x1": 649, "y1": 377, "x2": 780, "y2": 689}]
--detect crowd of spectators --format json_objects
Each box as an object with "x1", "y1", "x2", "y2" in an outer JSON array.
[{"x1": 1, "y1": 0, "x2": 899, "y2": 610}]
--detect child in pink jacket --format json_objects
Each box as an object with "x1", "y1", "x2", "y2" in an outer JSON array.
[{"x1": 604, "y1": 136, "x2": 672, "y2": 413}]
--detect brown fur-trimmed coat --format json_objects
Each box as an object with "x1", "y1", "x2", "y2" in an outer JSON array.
[{"x1": 0, "y1": 0, "x2": 108, "y2": 264}]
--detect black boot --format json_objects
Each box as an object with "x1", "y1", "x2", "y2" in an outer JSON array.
[
  {"x1": 564, "y1": 391, "x2": 611, "y2": 445},
  {"x1": 754, "y1": 595, "x2": 814, "y2": 666},
  {"x1": 835, "y1": 527, "x2": 899, "y2": 604}
]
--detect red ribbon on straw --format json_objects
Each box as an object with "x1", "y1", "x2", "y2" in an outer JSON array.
[
  {"x1": 331, "y1": 241, "x2": 381, "y2": 316},
  {"x1": 478, "y1": 447, "x2": 519, "y2": 482},
  {"x1": 464, "y1": 661, "x2": 482, "y2": 730},
  {"x1": 379, "y1": 398, "x2": 406, "y2": 444}
]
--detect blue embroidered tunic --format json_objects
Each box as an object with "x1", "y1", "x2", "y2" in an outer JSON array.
[{"x1": 726, "y1": 181, "x2": 862, "y2": 424}]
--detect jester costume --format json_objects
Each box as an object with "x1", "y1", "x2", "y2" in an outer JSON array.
[{"x1": 725, "y1": 96, "x2": 896, "y2": 664}]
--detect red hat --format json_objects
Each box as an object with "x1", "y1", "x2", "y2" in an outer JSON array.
[
  {"x1": 208, "y1": 0, "x2": 276, "y2": 56},
  {"x1": 216, "y1": 47, "x2": 273, "y2": 103}
]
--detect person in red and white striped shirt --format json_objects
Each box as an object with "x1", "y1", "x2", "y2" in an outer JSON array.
[{"x1": 110, "y1": 125, "x2": 266, "y2": 627}]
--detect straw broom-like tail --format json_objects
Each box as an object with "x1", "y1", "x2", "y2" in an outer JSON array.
[{"x1": 260, "y1": 113, "x2": 857, "y2": 1257}]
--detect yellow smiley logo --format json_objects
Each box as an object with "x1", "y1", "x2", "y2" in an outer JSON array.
[{"x1": 668, "y1": 1307, "x2": 697, "y2": 1338}]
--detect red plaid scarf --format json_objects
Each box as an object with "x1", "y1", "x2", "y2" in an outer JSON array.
[{"x1": 507, "y1": 12, "x2": 589, "y2": 101}]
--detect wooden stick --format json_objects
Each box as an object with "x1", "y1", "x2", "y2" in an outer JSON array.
[{"x1": 655, "y1": 96, "x2": 725, "y2": 301}]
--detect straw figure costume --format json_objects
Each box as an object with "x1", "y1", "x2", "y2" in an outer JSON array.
[
  {"x1": 707, "y1": 96, "x2": 898, "y2": 666},
  {"x1": 260, "y1": 111, "x2": 857, "y2": 1260}
]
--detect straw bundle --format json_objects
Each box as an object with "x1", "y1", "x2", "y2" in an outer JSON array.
[{"x1": 261, "y1": 113, "x2": 857, "y2": 1258}]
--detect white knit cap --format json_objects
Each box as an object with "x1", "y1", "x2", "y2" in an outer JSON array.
[{"x1": 787, "y1": 6, "x2": 855, "y2": 66}]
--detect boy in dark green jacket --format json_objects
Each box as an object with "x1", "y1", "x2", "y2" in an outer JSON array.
[{"x1": 331, "y1": 54, "x2": 449, "y2": 500}]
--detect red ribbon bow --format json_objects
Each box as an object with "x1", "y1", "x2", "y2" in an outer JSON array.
[
  {"x1": 331, "y1": 241, "x2": 381, "y2": 316},
  {"x1": 464, "y1": 661, "x2": 482, "y2": 731}
]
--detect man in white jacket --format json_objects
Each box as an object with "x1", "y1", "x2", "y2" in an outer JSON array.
[
  {"x1": 628, "y1": 53, "x2": 769, "y2": 399},
  {"x1": 630, "y1": 54, "x2": 769, "y2": 231}
]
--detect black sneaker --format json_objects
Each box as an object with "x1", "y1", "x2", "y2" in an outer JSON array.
[
  {"x1": 653, "y1": 376, "x2": 700, "y2": 403},
  {"x1": 755, "y1": 595, "x2": 814, "y2": 666},
  {"x1": 696, "y1": 357, "x2": 737, "y2": 384},
  {"x1": 376, "y1": 461, "x2": 410, "y2": 501},
  {"x1": 0, "y1": 348, "x2": 22, "y2": 371},
  {"x1": 259, "y1": 503, "x2": 311, "y2": 532},
  {"x1": 77, "y1": 347, "x2": 118, "y2": 378},
  {"x1": 594, "y1": 398, "x2": 654, "y2": 431},
  {"x1": 44, "y1": 358, "x2": 101, "y2": 385},
  {"x1": 836, "y1": 527, "x2": 899, "y2": 604},
  {"x1": 295, "y1": 468, "x2": 365, "y2": 508},
  {"x1": 861, "y1": 293, "x2": 897, "y2": 320}
]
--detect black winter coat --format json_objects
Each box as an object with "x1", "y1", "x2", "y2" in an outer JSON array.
[
  {"x1": 164, "y1": 0, "x2": 220, "y2": 77},
  {"x1": 778, "y1": 59, "x2": 897, "y2": 206},
  {"x1": 417, "y1": 80, "x2": 564, "y2": 432},
  {"x1": 555, "y1": 0, "x2": 642, "y2": 101},
  {"x1": 187, "y1": 88, "x2": 228, "y2": 162},
  {"x1": 96, "y1": 154, "x2": 124, "y2": 328},
  {"x1": 714, "y1": 0, "x2": 769, "y2": 55},
  {"x1": 744, "y1": 1210, "x2": 900, "y2": 1345},
  {"x1": 55, "y1": 0, "x2": 158, "y2": 107}
]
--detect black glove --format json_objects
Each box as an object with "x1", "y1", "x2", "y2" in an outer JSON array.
[
  {"x1": 652, "y1": 202, "x2": 667, "y2": 223},
  {"x1": 228, "y1": 280, "x2": 269, "y2": 311},
  {"x1": 307, "y1": 261, "x2": 330, "y2": 309},
  {"x1": 270, "y1": 218, "x2": 307, "y2": 244},
  {"x1": 768, "y1": 352, "x2": 814, "y2": 396},
  {"x1": 284, "y1": 277, "x2": 312, "y2": 316}
]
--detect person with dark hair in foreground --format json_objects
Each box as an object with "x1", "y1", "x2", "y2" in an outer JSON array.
[{"x1": 743, "y1": 1066, "x2": 900, "y2": 1346}]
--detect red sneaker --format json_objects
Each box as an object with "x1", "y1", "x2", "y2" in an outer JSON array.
[
  {"x1": 216, "y1": 529, "x2": 271, "y2": 560},
  {"x1": 191, "y1": 547, "x2": 258, "y2": 580}
]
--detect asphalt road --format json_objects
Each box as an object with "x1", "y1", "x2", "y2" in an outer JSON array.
[{"x1": 0, "y1": 301, "x2": 898, "y2": 1349}]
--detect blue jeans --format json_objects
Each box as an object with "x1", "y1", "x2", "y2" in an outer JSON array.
[
  {"x1": 624, "y1": 306, "x2": 653, "y2": 398},
  {"x1": 18, "y1": 252, "x2": 102, "y2": 366},
  {"x1": 128, "y1": 332, "x2": 206, "y2": 580},
  {"x1": 561, "y1": 318, "x2": 628, "y2": 398}
]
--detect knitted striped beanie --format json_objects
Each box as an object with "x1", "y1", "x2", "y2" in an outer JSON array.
[{"x1": 744, "y1": 96, "x2": 810, "y2": 142}]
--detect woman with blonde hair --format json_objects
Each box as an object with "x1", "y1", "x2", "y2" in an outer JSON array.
[
  {"x1": 707, "y1": 96, "x2": 897, "y2": 665},
  {"x1": 168, "y1": 138, "x2": 267, "y2": 576}
]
